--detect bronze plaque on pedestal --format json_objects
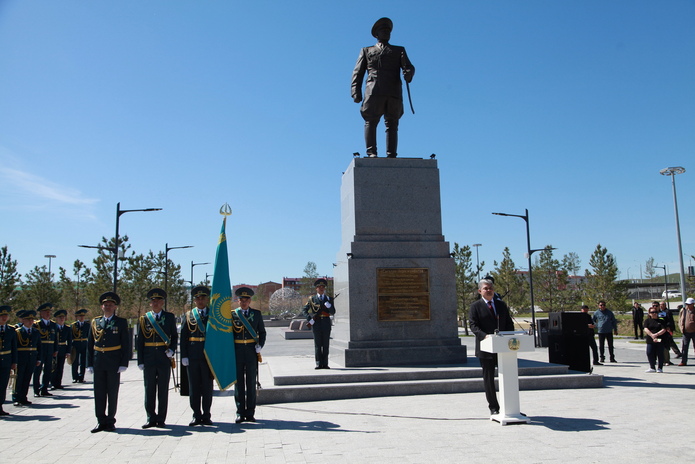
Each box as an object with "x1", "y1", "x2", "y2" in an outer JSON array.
[{"x1": 377, "y1": 268, "x2": 430, "y2": 321}]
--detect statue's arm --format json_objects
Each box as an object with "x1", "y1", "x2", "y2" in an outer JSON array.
[
  {"x1": 351, "y1": 48, "x2": 367, "y2": 103},
  {"x1": 401, "y1": 48, "x2": 415, "y2": 83}
]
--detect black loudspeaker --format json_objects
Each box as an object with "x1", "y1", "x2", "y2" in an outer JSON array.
[{"x1": 548, "y1": 312, "x2": 590, "y2": 373}]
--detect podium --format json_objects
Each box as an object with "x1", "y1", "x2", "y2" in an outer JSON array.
[{"x1": 480, "y1": 331, "x2": 534, "y2": 425}]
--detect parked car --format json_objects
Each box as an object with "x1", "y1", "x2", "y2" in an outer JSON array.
[{"x1": 661, "y1": 289, "x2": 682, "y2": 299}]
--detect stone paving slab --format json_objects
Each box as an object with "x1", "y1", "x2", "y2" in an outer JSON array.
[{"x1": 2, "y1": 330, "x2": 694, "y2": 463}]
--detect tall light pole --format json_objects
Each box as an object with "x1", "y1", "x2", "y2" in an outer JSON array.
[
  {"x1": 655, "y1": 264, "x2": 668, "y2": 306},
  {"x1": 492, "y1": 209, "x2": 540, "y2": 347},
  {"x1": 164, "y1": 243, "x2": 192, "y2": 311},
  {"x1": 472, "y1": 244, "x2": 482, "y2": 281},
  {"x1": 190, "y1": 261, "x2": 210, "y2": 305},
  {"x1": 114, "y1": 202, "x2": 162, "y2": 293},
  {"x1": 659, "y1": 166, "x2": 687, "y2": 304},
  {"x1": 44, "y1": 254, "x2": 56, "y2": 279}
]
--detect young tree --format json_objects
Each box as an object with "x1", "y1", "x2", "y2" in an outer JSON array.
[
  {"x1": 645, "y1": 257, "x2": 656, "y2": 280},
  {"x1": 582, "y1": 244, "x2": 628, "y2": 311},
  {"x1": 490, "y1": 247, "x2": 528, "y2": 313},
  {"x1": 85, "y1": 235, "x2": 132, "y2": 306},
  {"x1": 58, "y1": 260, "x2": 93, "y2": 315},
  {"x1": 533, "y1": 246, "x2": 567, "y2": 312},
  {"x1": 0, "y1": 245, "x2": 21, "y2": 304},
  {"x1": 15, "y1": 265, "x2": 61, "y2": 310},
  {"x1": 452, "y1": 243, "x2": 478, "y2": 334},
  {"x1": 562, "y1": 252, "x2": 581, "y2": 277},
  {"x1": 299, "y1": 261, "x2": 319, "y2": 296}
]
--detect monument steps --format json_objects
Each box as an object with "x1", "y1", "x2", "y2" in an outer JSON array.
[{"x1": 253, "y1": 360, "x2": 603, "y2": 405}]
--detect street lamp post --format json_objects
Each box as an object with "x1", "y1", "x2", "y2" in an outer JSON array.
[
  {"x1": 205, "y1": 273, "x2": 214, "y2": 286},
  {"x1": 472, "y1": 244, "x2": 482, "y2": 281},
  {"x1": 164, "y1": 243, "x2": 193, "y2": 311},
  {"x1": 659, "y1": 167, "x2": 687, "y2": 305},
  {"x1": 655, "y1": 265, "x2": 669, "y2": 306},
  {"x1": 113, "y1": 202, "x2": 162, "y2": 293},
  {"x1": 44, "y1": 254, "x2": 56, "y2": 279},
  {"x1": 492, "y1": 209, "x2": 540, "y2": 347},
  {"x1": 190, "y1": 261, "x2": 210, "y2": 305}
]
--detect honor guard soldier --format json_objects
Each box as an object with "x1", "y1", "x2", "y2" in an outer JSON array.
[
  {"x1": 302, "y1": 278, "x2": 336, "y2": 369},
  {"x1": 33, "y1": 302, "x2": 58, "y2": 397},
  {"x1": 0, "y1": 305, "x2": 18, "y2": 415},
  {"x1": 71, "y1": 309, "x2": 89, "y2": 383},
  {"x1": 137, "y1": 288, "x2": 178, "y2": 429},
  {"x1": 232, "y1": 287, "x2": 266, "y2": 424},
  {"x1": 51, "y1": 309, "x2": 72, "y2": 389},
  {"x1": 181, "y1": 285, "x2": 214, "y2": 426},
  {"x1": 87, "y1": 292, "x2": 130, "y2": 433},
  {"x1": 13, "y1": 310, "x2": 41, "y2": 407}
]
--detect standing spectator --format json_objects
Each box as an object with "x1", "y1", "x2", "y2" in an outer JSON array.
[
  {"x1": 678, "y1": 298, "x2": 695, "y2": 366},
  {"x1": 592, "y1": 300, "x2": 618, "y2": 363},
  {"x1": 581, "y1": 305, "x2": 601, "y2": 365},
  {"x1": 644, "y1": 305, "x2": 667, "y2": 372},
  {"x1": 137, "y1": 288, "x2": 178, "y2": 429},
  {"x1": 0, "y1": 305, "x2": 18, "y2": 415},
  {"x1": 658, "y1": 301, "x2": 681, "y2": 365},
  {"x1": 51, "y1": 309, "x2": 72, "y2": 390},
  {"x1": 632, "y1": 302, "x2": 644, "y2": 339},
  {"x1": 71, "y1": 309, "x2": 89, "y2": 383}
]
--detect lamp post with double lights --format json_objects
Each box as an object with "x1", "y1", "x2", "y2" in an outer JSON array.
[
  {"x1": 164, "y1": 243, "x2": 193, "y2": 311},
  {"x1": 44, "y1": 254, "x2": 56, "y2": 280},
  {"x1": 654, "y1": 264, "x2": 669, "y2": 307},
  {"x1": 659, "y1": 166, "x2": 687, "y2": 304},
  {"x1": 472, "y1": 244, "x2": 482, "y2": 281},
  {"x1": 492, "y1": 209, "x2": 541, "y2": 347},
  {"x1": 190, "y1": 261, "x2": 210, "y2": 305},
  {"x1": 113, "y1": 202, "x2": 162, "y2": 293}
]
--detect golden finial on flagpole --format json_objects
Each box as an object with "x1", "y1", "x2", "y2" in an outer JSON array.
[{"x1": 219, "y1": 203, "x2": 232, "y2": 217}]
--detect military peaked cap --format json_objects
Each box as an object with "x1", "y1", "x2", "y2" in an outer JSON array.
[
  {"x1": 0, "y1": 305, "x2": 11, "y2": 316},
  {"x1": 314, "y1": 278, "x2": 328, "y2": 287},
  {"x1": 147, "y1": 288, "x2": 167, "y2": 300},
  {"x1": 192, "y1": 285, "x2": 210, "y2": 298},
  {"x1": 76, "y1": 308, "x2": 88, "y2": 316},
  {"x1": 99, "y1": 292, "x2": 121, "y2": 305},
  {"x1": 53, "y1": 309, "x2": 68, "y2": 317},
  {"x1": 371, "y1": 17, "x2": 393, "y2": 38},
  {"x1": 37, "y1": 302, "x2": 53, "y2": 312},
  {"x1": 235, "y1": 287, "x2": 254, "y2": 298},
  {"x1": 22, "y1": 309, "x2": 37, "y2": 318}
]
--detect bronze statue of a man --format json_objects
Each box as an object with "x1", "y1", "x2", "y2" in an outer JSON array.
[{"x1": 351, "y1": 17, "x2": 415, "y2": 158}]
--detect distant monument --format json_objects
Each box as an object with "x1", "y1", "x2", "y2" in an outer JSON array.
[{"x1": 351, "y1": 17, "x2": 415, "y2": 158}]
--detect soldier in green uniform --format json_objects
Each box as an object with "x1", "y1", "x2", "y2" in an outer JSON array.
[
  {"x1": 51, "y1": 309, "x2": 72, "y2": 390},
  {"x1": 181, "y1": 285, "x2": 214, "y2": 426},
  {"x1": 33, "y1": 302, "x2": 58, "y2": 397},
  {"x1": 0, "y1": 305, "x2": 18, "y2": 415},
  {"x1": 137, "y1": 288, "x2": 178, "y2": 429},
  {"x1": 87, "y1": 292, "x2": 130, "y2": 433},
  {"x1": 232, "y1": 287, "x2": 266, "y2": 423},
  {"x1": 302, "y1": 278, "x2": 336, "y2": 369},
  {"x1": 14, "y1": 310, "x2": 41, "y2": 407},
  {"x1": 71, "y1": 309, "x2": 89, "y2": 383}
]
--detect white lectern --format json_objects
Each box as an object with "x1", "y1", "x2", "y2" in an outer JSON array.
[{"x1": 480, "y1": 331, "x2": 534, "y2": 425}]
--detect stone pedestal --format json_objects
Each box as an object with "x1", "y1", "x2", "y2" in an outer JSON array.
[{"x1": 333, "y1": 158, "x2": 466, "y2": 367}]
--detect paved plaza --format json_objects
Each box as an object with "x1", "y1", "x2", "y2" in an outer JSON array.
[{"x1": 2, "y1": 327, "x2": 694, "y2": 463}]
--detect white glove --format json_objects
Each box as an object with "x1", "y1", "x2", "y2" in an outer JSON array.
[
  {"x1": 117, "y1": 366, "x2": 127, "y2": 373},
  {"x1": 87, "y1": 367, "x2": 93, "y2": 374},
  {"x1": 138, "y1": 364, "x2": 144, "y2": 371},
  {"x1": 308, "y1": 319, "x2": 315, "y2": 325},
  {"x1": 324, "y1": 302, "x2": 331, "y2": 309},
  {"x1": 255, "y1": 344, "x2": 262, "y2": 354},
  {"x1": 182, "y1": 358, "x2": 189, "y2": 366},
  {"x1": 165, "y1": 349, "x2": 174, "y2": 358}
]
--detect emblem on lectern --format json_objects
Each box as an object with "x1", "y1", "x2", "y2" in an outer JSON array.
[{"x1": 508, "y1": 338, "x2": 520, "y2": 351}]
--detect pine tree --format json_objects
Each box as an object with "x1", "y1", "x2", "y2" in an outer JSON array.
[
  {"x1": 0, "y1": 245, "x2": 21, "y2": 304},
  {"x1": 582, "y1": 244, "x2": 628, "y2": 311},
  {"x1": 452, "y1": 243, "x2": 478, "y2": 334},
  {"x1": 491, "y1": 247, "x2": 528, "y2": 313}
]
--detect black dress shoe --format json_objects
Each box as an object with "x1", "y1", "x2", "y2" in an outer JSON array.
[
  {"x1": 141, "y1": 422, "x2": 157, "y2": 429},
  {"x1": 246, "y1": 416, "x2": 256, "y2": 422},
  {"x1": 235, "y1": 415, "x2": 244, "y2": 424},
  {"x1": 610, "y1": 359, "x2": 617, "y2": 363},
  {"x1": 315, "y1": 366, "x2": 321, "y2": 370},
  {"x1": 41, "y1": 391, "x2": 53, "y2": 396},
  {"x1": 13, "y1": 402, "x2": 21, "y2": 407},
  {"x1": 91, "y1": 424, "x2": 105, "y2": 433},
  {"x1": 0, "y1": 410, "x2": 9, "y2": 416},
  {"x1": 34, "y1": 393, "x2": 41, "y2": 398},
  {"x1": 23, "y1": 400, "x2": 32, "y2": 405},
  {"x1": 594, "y1": 361, "x2": 603, "y2": 365},
  {"x1": 189, "y1": 419, "x2": 201, "y2": 427},
  {"x1": 201, "y1": 419, "x2": 213, "y2": 426},
  {"x1": 156, "y1": 421, "x2": 166, "y2": 428},
  {"x1": 490, "y1": 409, "x2": 500, "y2": 415},
  {"x1": 103, "y1": 425, "x2": 116, "y2": 432}
]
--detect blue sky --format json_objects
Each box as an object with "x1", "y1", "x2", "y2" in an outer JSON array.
[{"x1": 1, "y1": 0, "x2": 693, "y2": 288}]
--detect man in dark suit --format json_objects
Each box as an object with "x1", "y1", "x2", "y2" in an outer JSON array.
[
  {"x1": 33, "y1": 302, "x2": 58, "y2": 397},
  {"x1": 137, "y1": 288, "x2": 178, "y2": 429},
  {"x1": 87, "y1": 292, "x2": 130, "y2": 433},
  {"x1": 71, "y1": 309, "x2": 90, "y2": 383},
  {"x1": 50, "y1": 309, "x2": 72, "y2": 389},
  {"x1": 302, "y1": 278, "x2": 336, "y2": 369},
  {"x1": 469, "y1": 278, "x2": 514, "y2": 416},
  {"x1": 181, "y1": 285, "x2": 214, "y2": 426},
  {"x1": 232, "y1": 286, "x2": 266, "y2": 424},
  {"x1": 0, "y1": 305, "x2": 18, "y2": 415},
  {"x1": 351, "y1": 17, "x2": 415, "y2": 158},
  {"x1": 13, "y1": 310, "x2": 41, "y2": 407}
]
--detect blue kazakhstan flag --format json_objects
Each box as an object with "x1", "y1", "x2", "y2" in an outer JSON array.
[{"x1": 205, "y1": 206, "x2": 236, "y2": 390}]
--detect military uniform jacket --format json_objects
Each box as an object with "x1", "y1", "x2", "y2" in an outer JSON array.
[
  {"x1": 351, "y1": 43, "x2": 414, "y2": 101},
  {"x1": 136, "y1": 311, "x2": 177, "y2": 366},
  {"x1": 87, "y1": 315, "x2": 130, "y2": 371},
  {"x1": 15, "y1": 326, "x2": 41, "y2": 363},
  {"x1": 180, "y1": 308, "x2": 208, "y2": 361},
  {"x1": 0, "y1": 324, "x2": 18, "y2": 367},
  {"x1": 302, "y1": 295, "x2": 336, "y2": 322},
  {"x1": 232, "y1": 308, "x2": 266, "y2": 348},
  {"x1": 469, "y1": 298, "x2": 514, "y2": 360},
  {"x1": 55, "y1": 324, "x2": 73, "y2": 354},
  {"x1": 34, "y1": 319, "x2": 58, "y2": 355},
  {"x1": 71, "y1": 320, "x2": 90, "y2": 346}
]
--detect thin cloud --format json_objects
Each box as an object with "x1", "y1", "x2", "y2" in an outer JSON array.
[{"x1": 0, "y1": 165, "x2": 98, "y2": 206}]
